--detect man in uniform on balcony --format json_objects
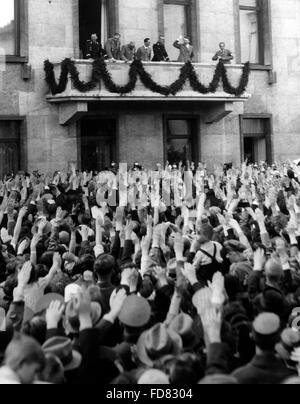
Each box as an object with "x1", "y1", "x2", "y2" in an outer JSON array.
[
  {"x1": 85, "y1": 33, "x2": 106, "y2": 59},
  {"x1": 152, "y1": 35, "x2": 170, "y2": 62},
  {"x1": 212, "y1": 42, "x2": 234, "y2": 64},
  {"x1": 105, "y1": 33, "x2": 122, "y2": 62},
  {"x1": 136, "y1": 38, "x2": 152, "y2": 62}
]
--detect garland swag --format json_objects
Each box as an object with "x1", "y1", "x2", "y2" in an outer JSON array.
[{"x1": 44, "y1": 58, "x2": 250, "y2": 97}]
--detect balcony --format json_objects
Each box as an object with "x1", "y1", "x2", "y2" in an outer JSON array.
[{"x1": 45, "y1": 60, "x2": 251, "y2": 125}]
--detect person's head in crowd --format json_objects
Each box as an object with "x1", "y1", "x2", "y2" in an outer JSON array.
[
  {"x1": 265, "y1": 259, "x2": 284, "y2": 286},
  {"x1": 252, "y1": 313, "x2": 281, "y2": 353},
  {"x1": 224, "y1": 240, "x2": 247, "y2": 264},
  {"x1": 3, "y1": 334, "x2": 45, "y2": 384},
  {"x1": 157, "y1": 353, "x2": 204, "y2": 385},
  {"x1": 94, "y1": 254, "x2": 115, "y2": 283},
  {"x1": 128, "y1": 41, "x2": 135, "y2": 49},
  {"x1": 199, "y1": 374, "x2": 239, "y2": 384},
  {"x1": 22, "y1": 316, "x2": 47, "y2": 346}
]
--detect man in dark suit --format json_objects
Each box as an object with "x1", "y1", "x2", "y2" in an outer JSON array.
[
  {"x1": 85, "y1": 34, "x2": 106, "y2": 59},
  {"x1": 212, "y1": 42, "x2": 234, "y2": 64},
  {"x1": 152, "y1": 35, "x2": 170, "y2": 62},
  {"x1": 136, "y1": 38, "x2": 152, "y2": 62}
]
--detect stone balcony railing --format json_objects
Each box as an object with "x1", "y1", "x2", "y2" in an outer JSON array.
[{"x1": 46, "y1": 60, "x2": 251, "y2": 103}]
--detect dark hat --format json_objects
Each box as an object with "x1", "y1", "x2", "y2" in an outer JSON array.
[
  {"x1": 137, "y1": 323, "x2": 182, "y2": 366},
  {"x1": 35, "y1": 293, "x2": 65, "y2": 315},
  {"x1": 42, "y1": 337, "x2": 82, "y2": 371},
  {"x1": 224, "y1": 240, "x2": 247, "y2": 253},
  {"x1": 169, "y1": 314, "x2": 200, "y2": 351},
  {"x1": 118, "y1": 295, "x2": 151, "y2": 328},
  {"x1": 275, "y1": 328, "x2": 300, "y2": 360},
  {"x1": 253, "y1": 313, "x2": 280, "y2": 336}
]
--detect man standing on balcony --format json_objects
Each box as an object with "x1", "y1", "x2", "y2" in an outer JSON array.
[
  {"x1": 105, "y1": 33, "x2": 122, "y2": 62},
  {"x1": 212, "y1": 42, "x2": 234, "y2": 64},
  {"x1": 173, "y1": 36, "x2": 194, "y2": 63},
  {"x1": 121, "y1": 41, "x2": 136, "y2": 63},
  {"x1": 136, "y1": 39, "x2": 152, "y2": 62},
  {"x1": 85, "y1": 34, "x2": 106, "y2": 59},
  {"x1": 152, "y1": 36, "x2": 170, "y2": 62}
]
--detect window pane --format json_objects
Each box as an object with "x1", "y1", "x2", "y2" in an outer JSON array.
[
  {"x1": 239, "y1": 0, "x2": 257, "y2": 7},
  {"x1": 0, "y1": 0, "x2": 15, "y2": 55},
  {"x1": 243, "y1": 118, "x2": 265, "y2": 135},
  {"x1": 167, "y1": 138, "x2": 192, "y2": 165},
  {"x1": 168, "y1": 120, "x2": 190, "y2": 136},
  {"x1": 240, "y1": 9, "x2": 260, "y2": 63},
  {"x1": 164, "y1": 4, "x2": 187, "y2": 62}
]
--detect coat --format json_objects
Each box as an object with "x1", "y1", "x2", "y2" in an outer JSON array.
[
  {"x1": 173, "y1": 41, "x2": 194, "y2": 63},
  {"x1": 85, "y1": 40, "x2": 106, "y2": 59},
  {"x1": 136, "y1": 46, "x2": 152, "y2": 62},
  {"x1": 105, "y1": 38, "x2": 121, "y2": 60},
  {"x1": 212, "y1": 49, "x2": 234, "y2": 64},
  {"x1": 152, "y1": 42, "x2": 169, "y2": 62},
  {"x1": 121, "y1": 45, "x2": 136, "y2": 62},
  {"x1": 232, "y1": 353, "x2": 296, "y2": 384}
]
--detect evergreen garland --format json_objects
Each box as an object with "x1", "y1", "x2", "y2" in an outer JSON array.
[{"x1": 44, "y1": 58, "x2": 250, "y2": 97}]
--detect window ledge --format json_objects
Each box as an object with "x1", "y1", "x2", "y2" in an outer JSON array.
[{"x1": 5, "y1": 56, "x2": 28, "y2": 64}]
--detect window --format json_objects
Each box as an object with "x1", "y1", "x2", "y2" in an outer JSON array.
[
  {"x1": 0, "y1": 0, "x2": 20, "y2": 56},
  {"x1": 159, "y1": 0, "x2": 199, "y2": 62},
  {"x1": 238, "y1": 0, "x2": 272, "y2": 66},
  {"x1": 240, "y1": 115, "x2": 272, "y2": 164},
  {"x1": 239, "y1": 0, "x2": 262, "y2": 64},
  {"x1": 0, "y1": 120, "x2": 21, "y2": 178},
  {"x1": 165, "y1": 118, "x2": 198, "y2": 165}
]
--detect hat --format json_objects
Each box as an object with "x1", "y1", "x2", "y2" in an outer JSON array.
[
  {"x1": 253, "y1": 313, "x2": 280, "y2": 336},
  {"x1": 35, "y1": 293, "x2": 65, "y2": 315},
  {"x1": 169, "y1": 314, "x2": 200, "y2": 351},
  {"x1": 118, "y1": 295, "x2": 151, "y2": 328},
  {"x1": 199, "y1": 375, "x2": 238, "y2": 384},
  {"x1": 65, "y1": 300, "x2": 102, "y2": 333},
  {"x1": 138, "y1": 370, "x2": 169, "y2": 385},
  {"x1": 224, "y1": 240, "x2": 247, "y2": 253},
  {"x1": 42, "y1": 337, "x2": 82, "y2": 371},
  {"x1": 137, "y1": 324, "x2": 182, "y2": 366},
  {"x1": 275, "y1": 329, "x2": 300, "y2": 360},
  {"x1": 64, "y1": 284, "x2": 82, "y2": 303}
]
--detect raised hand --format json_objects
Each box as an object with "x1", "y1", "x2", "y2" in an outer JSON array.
[
  {"x1": 181, "y1": 263, "x2": 198, "y2": 286},
  {"x1": 110, "y1": 288, "x2": 127, "y2": 317},
  {"x1": 208, "y1": 272, "x2": 225, "y2": 306},
  {"x1": 46, "y1": 301, "x2": 65, "y2": 329},
  {"x1": 174, "y1": 233, "x2": 184, "y2": 260},
  {"x1": 18, "y1": 261, "x2": 32, "y2": 288},
  {"x1": 253, "y1": 247, "x2": 266, "y2": 271}
]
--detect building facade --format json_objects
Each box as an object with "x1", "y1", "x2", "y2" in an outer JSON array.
[{"x1": 0, "y1": 0, "x2": 299, "y2": 175}]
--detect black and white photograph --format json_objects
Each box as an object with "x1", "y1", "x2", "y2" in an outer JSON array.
[{"x1": 0, "y1": 0, "x2": 300, "y2": 388}]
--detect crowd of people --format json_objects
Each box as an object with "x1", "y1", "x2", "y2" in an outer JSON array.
[
  {"x1": 0, "y1": 160, "x2": 300, "y2": 384},
  {"x1": 85, "y1": 33, "x2": 233, "y2": 64}
]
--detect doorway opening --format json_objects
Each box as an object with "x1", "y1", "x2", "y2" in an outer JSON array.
[{"x1": 80, "y1": 118, "x2": 117, "y2": 172}]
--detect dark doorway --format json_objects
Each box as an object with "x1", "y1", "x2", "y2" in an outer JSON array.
[
  {"x1": 80, "y1": 119, "x2": 117, "y2": 172},
  {"x1": 79, "y1": 0, "x2": 102, "y2": 58}
]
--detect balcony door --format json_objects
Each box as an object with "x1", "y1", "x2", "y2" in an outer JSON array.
[
  {"x1": 80, "y1": 118, "x2": 117, "y2": 172},
  {"x1": 79, "y1": 0, "x2": 108, "y2": 58}
]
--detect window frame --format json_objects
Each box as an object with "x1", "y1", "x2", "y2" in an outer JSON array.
[
  {"x1": 1, "y1": 0, "x2": 28, "y2": 63},
  {"x1": 239, "y1": 114, "x2": 273, "y2": 164},
  {"x1": 235, "y1": 0, "x2": 272, "y2": 69},
  {"x1": 158, "y1": 0, "x2": 199, "y2": 62}
]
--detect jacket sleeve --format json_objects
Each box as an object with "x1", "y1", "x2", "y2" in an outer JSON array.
[
  {"x1": 173, "y1": 41, "x2": 181, "y2": 49},
  {"x1": 247, "y1": 271, "x2": 263, "y2": 301}
]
